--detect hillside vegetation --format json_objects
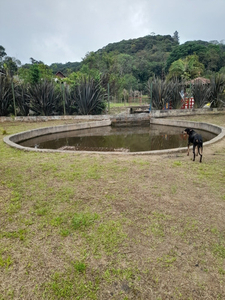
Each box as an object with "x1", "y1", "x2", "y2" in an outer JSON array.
[{"x1": 1, "y1": 34, "x2": 225, "y2": 116}]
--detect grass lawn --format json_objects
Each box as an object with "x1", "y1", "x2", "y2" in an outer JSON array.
[{"x1": 0, "y1": 114, "x2": 225, "y2": 299}]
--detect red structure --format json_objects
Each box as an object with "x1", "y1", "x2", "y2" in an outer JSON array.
[{"x1": 181, "y1": 97, "x2": 195, "y2": 109}]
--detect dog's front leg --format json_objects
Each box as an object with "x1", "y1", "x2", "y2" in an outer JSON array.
[{"x1": 187, "y1": 143, "x2": 190, "y2": 156}]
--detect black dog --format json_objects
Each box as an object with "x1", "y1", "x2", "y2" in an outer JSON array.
[{"x1": 184, "y1": 128, "x2": 203, "y2": 162}]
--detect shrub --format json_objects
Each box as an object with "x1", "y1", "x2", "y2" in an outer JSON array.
[
  {"x1": 0, "y1": 74, "x2": 13, "y2": 116},
  {"x1": 28, "y1": 80, "x2": 62, "y2": 116},
  {"x1": 72, "y1": 75, "x2": 107, "y2": 115}
]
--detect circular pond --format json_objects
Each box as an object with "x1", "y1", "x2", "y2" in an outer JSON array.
[{"x1": 18, "y1": 124, "x2": 216, "y2": 152}]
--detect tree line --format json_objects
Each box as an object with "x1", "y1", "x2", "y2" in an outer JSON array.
[{"x1": 0, "y1": 33, "x2": 225, "y2": 116}]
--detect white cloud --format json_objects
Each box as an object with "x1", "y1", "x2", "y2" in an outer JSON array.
[{"x1": 1, "y1": 0, "x2": 225, "y2": 64}]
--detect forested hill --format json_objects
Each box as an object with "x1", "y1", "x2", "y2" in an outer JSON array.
[
  {"x1": 49, "y1": 61, "x2": 80, "y2": 75},
  {"x1": 49, "y1": 34, "x2": 225, "y2": 84},
  {"x1": 10, "y1": 33, "x2": 225, "y2": 93},
  {"x1": 49, "y1": 34, "x2": 178, "y2": 76},
  {"x1": 97, "y1": 34, "x2": 177, "y2": 55}
]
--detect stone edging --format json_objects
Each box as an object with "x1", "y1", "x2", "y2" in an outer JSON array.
[{"x1": 3, "y1": 117, "x2": 225, "y2": 155}]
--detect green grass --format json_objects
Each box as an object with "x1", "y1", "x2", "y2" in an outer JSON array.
[
  {"x1": 72, "y1": 212, "x2": 99, "y2": 230},
  {"x1": 0, "y1": 253, "x2": 13, "y2": 269},
  {"x1": 110, "y1": 101, "x2": 148, "y2": 107},
  {"x1": 0, "y1": 115, "x2": 225, "y2": 299}
]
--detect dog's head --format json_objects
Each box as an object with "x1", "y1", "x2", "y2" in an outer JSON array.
[{"x1": 183, "y1": 128, "x2": 194, "y2": 135}]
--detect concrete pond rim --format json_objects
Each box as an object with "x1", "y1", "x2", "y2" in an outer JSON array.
[{"x1": 3, "y1": 115, "x2": 225, "y2": 156}]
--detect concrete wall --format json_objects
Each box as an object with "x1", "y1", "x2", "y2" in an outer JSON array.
[
  {"x1": 110, "y1": 113, "x2": 150, "y2": 126},
  {"x1": 0, "y1": 115, "x2": 109, "y2": 123},
  {"x1": 150, "y1": 118, "x2": 225, "y2": 148},
  {"x1": 1, "y1": 107, "x2": 224, "y2": 123},
  {"x1": 3, "y1": 119, "x2": 111, "y2": 150},
  {"x1": 150, "y1": 108, "x2": 224, "y2": 118},
  {"x1": 150, "y1": 118, "x2": 222, "y2": 135},
  {"x1": 3, "y1": 115, "x2": 225, "y2": 155}
]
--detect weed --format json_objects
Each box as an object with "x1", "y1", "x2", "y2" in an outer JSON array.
[
  {"x1": 144, "y1": 211, "x2": 173, "y2": 238},
  {"x1": 157, "y1": 253, "x2": 177, "y2": 268},
  {"x1": 171, "y1": 185, "x2": 177, "y2": 194},
  {"x1": 47, "y1": 269, "x2": 99, "y2": 299},
  {"x1": 173, "y1": 161, "x2": 182, "y2": 167},
  {"x1": 36, "y1": 207, "x2": 48, "y2": 216},
  {"x1": 86, "y1": 164, "x2": 101, "y2": 179},
  {"x1": 105, "y1": 193, "x2": 116, "y2": 201},
  {"x1": 51, "y1": 216, "x2": 64, "y2": 227},
  {"x1": 211, "y1": 227, "x2": 219, "y2": 235},
  {"x1": 73, "y1": 261, "x2": 87, "y2": 273},
  {"x1": 6, "y1": 202, "x2": 21, "y2": 214},
  {"x1": 218, "y1": 268, "x2": 225, "y2": 275},
  {"x1": 213, "y1": 244, "x2": 225, "y2": 258},
  {"x1": 54, "y1": 186, "x2": 75, "y2": 202},
  {"x1": 60, "y1": 229, "x2": 70, "y2": 237},
  {"x1": 1, "y1": 229, "x2": 27, "y2": 241},
  {"x1": 84, "y1": 220, "x2": 127, "y2": 256},
  {"x1": 72, "y1": 212, "x2": 99, "y2": 230},
  {"x1": 180, "y1": 218, "x2": 199, "y2": 237},
  {"x1": 0, "y1": 251, "x2": 13, "y2": 269},
  {"x1": 51, "y1": 273, "x2": 73, "y2": 298}
]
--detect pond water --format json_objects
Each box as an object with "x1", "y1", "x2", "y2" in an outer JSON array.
[{"x1": 19, "y1": 124, "x2": 216, "y2": 152}]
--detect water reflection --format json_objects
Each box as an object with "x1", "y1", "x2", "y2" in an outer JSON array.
[{"x1": 19, "y1": 124, "x2": 216, "y2": 152}]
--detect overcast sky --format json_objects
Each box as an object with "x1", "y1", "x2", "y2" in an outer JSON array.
[{"x1": 1, "y1": 0, "x2": 225, "y2": 65}]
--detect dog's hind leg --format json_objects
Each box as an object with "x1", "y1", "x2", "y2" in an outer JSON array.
[
  {"x1": 199, "y1": 142, "x2": 203, "y2": 163},
  {"x1": 195, "y1": 146, "x2": 198, "y2": 156},
  {"x1": 193, "y1": 145, "x2": 196, "y2": 161},
  {"x1": 199, "y1": 152, "x2": 202, "y2": 162}
]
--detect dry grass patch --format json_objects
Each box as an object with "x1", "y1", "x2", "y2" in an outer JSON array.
[{"x1": 0, "y1": 115, "x2": 225, "y2": 299}]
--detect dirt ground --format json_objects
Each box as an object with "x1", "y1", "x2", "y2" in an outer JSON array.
[{"x1": 0, "y1": 113, "x2": 225, "y2": 300}]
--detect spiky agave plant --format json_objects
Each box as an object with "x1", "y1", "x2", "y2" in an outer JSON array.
[
  {"x1": 59, "y1": 82, "x2": 78, "y2": 115},
  {"x1": 0, "y1": 74, "x2": 13, "y2": 116},
  {"x1": 165, "y1": 78, "x2": 185, "y2": 109},
  {"x1": 209, "y1": 74, "x2": 225, "y2": 108},
  {"x1": 191, "y1": 80, "x2": 211, "y2": 108},
  {"x1": 73, "y1": 75, "x2": 106, "y2": 115},
  {"x1": 15, "y1": 83, "x2": 30, "y2": 116},
  {"x1": 147, "y1": 77, "x2": 168, "y2": 109},
  {"x1": 28, "y1": 80, "x2": 62, "y2": 116}
]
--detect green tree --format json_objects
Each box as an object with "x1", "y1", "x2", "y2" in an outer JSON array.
[
  {"x1": 0, "y1": 45, "x2": 7, "y2": 59},
  {"x1": 29, "y1": 64, "x2": 41, "y2": 85},
  {"x1": 167, "y1": 55, "x2": 204, "y2": 80},
  {"x1": 113, "y1": 54, "x2": 134, "y2": 76},
  {"x1": 0, "y1": 46, "x2": 7, "y2": 69},
  {"x1": 3, "y1": 56, "x2": 21, "y2": 76},
  {"x1": 165, "y1": 41, "x2": 207, "y2": 72},
  {"x1": 172, "y1": 31, "x2": 179, "y2": 44}
]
